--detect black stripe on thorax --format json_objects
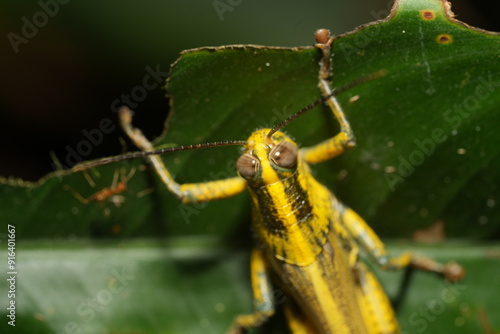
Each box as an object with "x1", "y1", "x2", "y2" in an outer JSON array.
[{"x1": 252, "y1": 171, "x2": 313, "y2": 236}]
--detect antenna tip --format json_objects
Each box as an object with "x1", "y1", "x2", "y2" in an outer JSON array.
[{"x1": 315, "y1": 29, "x2": 331, "y2": 45}]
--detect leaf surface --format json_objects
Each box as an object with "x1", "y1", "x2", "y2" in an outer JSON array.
[{"x1": 1, "y1": 0, "x2": 499, "y2": 333}]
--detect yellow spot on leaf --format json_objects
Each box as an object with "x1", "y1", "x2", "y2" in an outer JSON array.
[
  {"x1": 420, "y1": 9, "x2": 436, "y2": 20},
  {"x1": 436, "y1": 34, "x2": 453, "y2": 44}
]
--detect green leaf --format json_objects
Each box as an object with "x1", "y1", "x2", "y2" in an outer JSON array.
[
  {"x1": 2, "y1": 0, "x2": 499, "y2": 239},
  {"x1": 157, "y1": 0, "x2": 500, "y2": 239},
  {"x1": 1, "y1": 240, "x2": 499, "y2": 333},
  {"x1": 1, "y1": 0, "x2": 500, "y2": 333}
]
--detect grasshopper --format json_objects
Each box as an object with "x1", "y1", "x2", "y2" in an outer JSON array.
[{"x1": 74, "y1": 29, "x2": 464, "y2": 333}]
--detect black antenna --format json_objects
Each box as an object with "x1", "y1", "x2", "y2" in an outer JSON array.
[
  {"x1": 267, "y1": 70, "x2": 387, "y2": 139},
  {"x1": 72, "y1": 70, "x2": 385, "y2": 173},
  {"x1": 72, "y1": 140, "x2": 246, "y2": 172}
]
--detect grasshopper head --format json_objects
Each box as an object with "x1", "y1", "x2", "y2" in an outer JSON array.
[{"x1": 236, "y1": 129, "x2": 299, "y2": 186}]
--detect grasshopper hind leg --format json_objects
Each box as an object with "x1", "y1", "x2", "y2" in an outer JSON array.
[
  {"x1": 341, "y1": 206, "x2": 465, "y2": 281},
  {"x1": 353, "y1": 261, "x2": 400, "y2": 334}
]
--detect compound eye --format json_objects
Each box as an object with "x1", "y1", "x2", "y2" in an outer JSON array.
[
  {"x1": 236, "y1": 154, "x2": 260, "y2": 180},
  {"x1": 270, "y1": 141, "x2": 298, "y2": 168}
]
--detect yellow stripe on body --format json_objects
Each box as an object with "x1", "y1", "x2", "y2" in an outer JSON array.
[
  {"x1": 309, "y1": 259, "x2": 352, "y2": 333},
  {"x1": 251, "y1": 163, "x2": 330, "y2": 266},
  {"x1": 274, "y1": 234, "x2": 369, "y2": 334},
  {"x1": 248, "y1": 129, "x2": 327, "y2": 266},
  {"x1": 245, "y1": 129, "x2": 368, "y2": 333}
]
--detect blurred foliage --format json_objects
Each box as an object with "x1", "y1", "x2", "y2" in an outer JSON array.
[{"x1": 1, "y1": 0, "x2": 499, "y2": 333}]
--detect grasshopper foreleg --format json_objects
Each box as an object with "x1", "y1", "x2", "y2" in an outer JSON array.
[
  {"x1": 302, "y1": 29, "x2": 355, "y2": 165},
  {"x1": 118, "y1": 107, "x2": 246, "y2": 203}
]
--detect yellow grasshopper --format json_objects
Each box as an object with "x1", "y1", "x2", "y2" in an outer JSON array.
[{"x1": 74, "y1": 29, "x2": 464, "y2": 334}]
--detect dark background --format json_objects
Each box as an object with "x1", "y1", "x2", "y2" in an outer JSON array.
[{"x1": 1, "y1": 0, "x2": 498, "y2": 181}]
